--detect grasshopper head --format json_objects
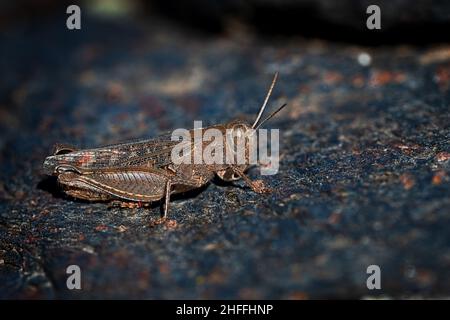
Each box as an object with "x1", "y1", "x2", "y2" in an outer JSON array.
[
  {"x1": 42, "y1": 144, "x2": 82, "y2": 176},
  {"x1": 215, "y1": 72, "x2": 287, "y2": 182},
  {"x1": 215, "y1": 100, "x2": 287, "y2": 182},
  {"x1": 215, "y1": 120, "x2": 254, "y2": 182},
  {"x1": 225, "y1": 120, "x2": 255, "y2": 144}
]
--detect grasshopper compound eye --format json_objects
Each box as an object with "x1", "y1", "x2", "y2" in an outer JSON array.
[{"x1": 230, "y1": 123, "x2": 251, "y2": 139}]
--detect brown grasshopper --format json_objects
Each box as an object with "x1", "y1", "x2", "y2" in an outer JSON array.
[{"x1": 43, "y1": 73, "x2": 287, "y2": 220}]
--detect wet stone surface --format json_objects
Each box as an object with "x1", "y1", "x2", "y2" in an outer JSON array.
[{"x1": 0, "y1": 16, "x2": 449, "y2": 298}]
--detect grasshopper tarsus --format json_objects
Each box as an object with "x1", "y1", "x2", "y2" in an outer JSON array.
[
  {"x1": 149, "y1": 217, "x2": 166, "y2": 227},
  {"x1": 149, "y1": 217, "x2": 177, "y2": 229},
  {"x1": 230, "y1": 166, "x2": 271, "y2": 194}
]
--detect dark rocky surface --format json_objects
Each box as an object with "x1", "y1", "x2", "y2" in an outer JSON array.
[{"x1": 0, "y1": 12, "x2": 450, "y2": 299}]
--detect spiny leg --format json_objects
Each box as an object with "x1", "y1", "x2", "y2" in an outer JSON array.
[
  {"x1": 153, "y1": 176, "x2": 204, "y2": 225},
  {"x1": 160, "y1": 176, "x2": 205, "y2": 218},
  {"x1": 152, "y1": 180, "x2": 173, "y2": 225},
  {"x1": 163, "y1": 180, "x2": 172, "y2": 219},
  {"x1": 231, "y1": 166, "x2": 271, "y2": 193},
  {"x1": 155, "y1": 181, "x2": 172, "y2": 221}
]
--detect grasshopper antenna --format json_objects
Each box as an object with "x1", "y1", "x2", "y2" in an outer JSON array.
[
  {"x1": 254, "y1": 103, "x2": 287, "y2": 130},
  {"x1": 252, "y1": 72, "x2": 279, "y2": 129}
]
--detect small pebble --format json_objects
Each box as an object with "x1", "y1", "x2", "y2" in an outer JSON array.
[{"x1": 357, "y1": 52, "x2": 372, "y2": 66}]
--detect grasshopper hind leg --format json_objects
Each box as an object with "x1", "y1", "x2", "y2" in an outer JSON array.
[
  {"x1": 58, "y1": 173, "x2": 114, "y2": 201},
  {"x1": 162, "y1": 180, "x2": 172, "y2": 219},
  {"x1": 63, "y1": 186, "x2": 114, "y2": 202}
]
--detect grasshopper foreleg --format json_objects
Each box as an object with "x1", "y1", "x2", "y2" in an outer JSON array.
[{"x1": 230, "y1": 166, "x2": 272, "y2": 194}]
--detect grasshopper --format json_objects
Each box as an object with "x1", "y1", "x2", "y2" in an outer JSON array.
[{"x1": 43, "y1": 73, "x2": 287, "y2": 220}]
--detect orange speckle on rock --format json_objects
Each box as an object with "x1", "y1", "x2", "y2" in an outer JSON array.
[
  {"x1": 352, "y1": 74, "x2": 365, "y2": 87},
  {"x1": 436, "y1": 151, "x2": 450, "y2": 162},
  {"x1": 287, "y1": 292, "x2": 309, "y2": 300},
  {"x1": 238, "y1": 287, "x2": 263, "y2": 299},
  {"x1": 393, "y1": 142, "x2": 420, "y2": 150},
  {"x1": 25, "y1": 236, "x2": 39, "y2": 244},
  {"x1": 323, "y1": 71, "x2": 343, "y2": 85},
  {"x1": 370, "y1": 71, "x2": 406, "y2": 86},
  {"x1": 434, "y1": 66, "x2": 450, "y2": 89},
  {"x1": 164, "y1": 219, "x2": 178, "y2": 230},
  {"x1": 432, "y1": 171, "x2": 447, "y2": 185},
  {"x1": 328, "y1": 212, "x2": 341, "y2": 225},
  {"x1": 106, "y1": 81, "x2": 124, "y2": 102},
  {"x1": 158, "y1": 262, "x2": 170, "y2": 275},
  {"x1": 207, "y1": 268, "x2": 227, "y2": 285},
  {"x1": 95, "y1": 225, "x2": 108, "y2": 232},
  {"x1": 299, "y1": 85, "x2": 311, "y2": 94},
  {"x1": 400, "y1": 173, "x2": 415, "y2": 190}
]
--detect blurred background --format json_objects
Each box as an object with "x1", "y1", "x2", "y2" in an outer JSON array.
[
  {"x1": 0, "y1": 0, "x2": 449, "y2": 299},
  {"x1": 2, "y1": 0, "x2": 450, "y2": 41}
]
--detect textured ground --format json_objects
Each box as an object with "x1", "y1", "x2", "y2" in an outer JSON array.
[{"x1": 0, "y1": 14, "x2": 450, "y2": 299}]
